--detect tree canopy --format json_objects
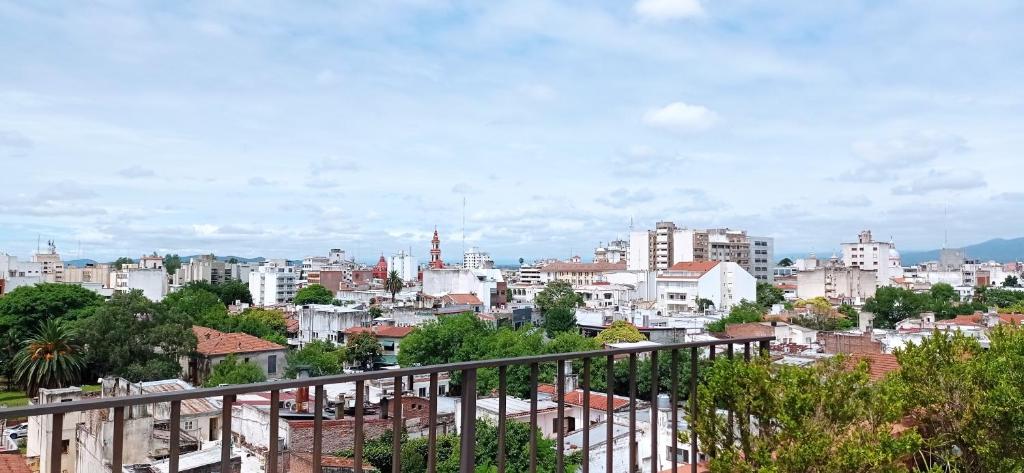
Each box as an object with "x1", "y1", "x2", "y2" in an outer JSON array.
[
  {"x1": 294, "y1": 284, "x2": 334, "y2": 305},
  {"x1": 756, "y1": 281, "x2": 785, "y2": 309},
  {"x1": 347, "y1": 332, "x2": 383, "y2": 370},
  {"x1": 286, "y1": 340, "x2": 347, "y2": 378},
  {"x1": 706, "y1": 300, "x2": 764, "y2": 332},
  {"x1": 15, "y1": 320, "x2": 85, "y2": 396},
  {"x1": 203, "y1": 354, "x2": 266, "y2": 387},
  {"x1": 595, "y1": 320, "x2": 647, "y2": 345},
  {"x1": 163, "y1": 254, "x2": 182, "y2": 275}
]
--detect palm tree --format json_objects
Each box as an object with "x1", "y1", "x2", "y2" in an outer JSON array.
[
  {"x1": 15, "y1": 320, "x2": 85, "y2": 396},
  {"x1": 384, "y1": 270, "x2": 403, "y2": 302}
]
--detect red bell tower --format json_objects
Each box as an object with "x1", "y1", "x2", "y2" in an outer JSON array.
[{"x1": 430, "y1": 228, "x2": 443, "y2": 269}]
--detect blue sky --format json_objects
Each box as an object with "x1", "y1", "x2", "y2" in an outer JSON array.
[{"x1": 1, "y1": 0, "x2": 1022, "y2": 263}]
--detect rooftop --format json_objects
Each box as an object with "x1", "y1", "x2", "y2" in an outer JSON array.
[
  {"x1": 539, "y1": 261, "x2": 627, "y2": 273},
  {"x1": 193, "y1": 326, "x2": 286, "y2": 356},
  {"x1": 344, "y1": 325, "x2": 416, "y2": 338}
]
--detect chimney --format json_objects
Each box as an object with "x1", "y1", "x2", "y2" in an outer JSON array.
[
  {"x1": 380, "y1": 397, "x2": 390, "y2": 420},
  {"x1": 296, "y1": 386, "x2": 309, "y2": 413}
]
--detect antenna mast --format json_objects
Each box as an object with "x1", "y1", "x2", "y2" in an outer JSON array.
[{"x1": 462, "y1": 196, "x2": 466, "y2": 258}]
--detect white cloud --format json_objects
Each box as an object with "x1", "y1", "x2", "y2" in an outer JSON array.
[
  {"x1": 118, "y1": 165, "x2": 155, "y2": 178},
  {"x1": 248, "y1": 176, "x2": 273, "y2": 186},
  {"x1": 643, "y1": 102, "x2": 718, "y2": 133},
  {"x1": 892, "y1": 169, "x2": 986, "y2": 195},
  {"x1": 828, "y1": 195, "x2": 871, "y2": 207},
  {"x1": 634, "y1": 0, "x2": 704, "y2": 21},
  {"x1": 853, "y1": 131, "x2": 967, "y2": 167},
  {"x1": 518, "y1": 83, "x2": 556, "y2": 101}
]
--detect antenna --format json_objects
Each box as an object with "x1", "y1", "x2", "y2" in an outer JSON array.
[
  {"x1": 36, "y1": 234, "x2": 40, "y2": 254},
  {"x1": 943, "y1": 204, "x2": 949, "y2": 249},
  {"x1": 462, "y1": 196, "x2": 466, "y2": 258}
]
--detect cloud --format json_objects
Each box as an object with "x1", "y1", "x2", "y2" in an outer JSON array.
[
  {"x1": 0, "y1": 130, "x2": 33, "y2": 156},
  {"x1": 597, "y1": 188, "x2": 656, "y2": 207},
  {"x1": 828, "y1": 195, "x2": 871, "y2": 207},
  {"x1": 993, "y1": 192, "x2": 1024, "y2": 202},
  {"x1": 451, "y1": 183, "x2": 477, "y2": 194},
  {"x1": 316, "y1": 69, "x2": 339, "y2": 86},
  {"x1": 892, "y1": 169, "x2": 986, "y2": 195},
  {"x1": 117, "y1": 165, "x2": 155, "y2": 178},
  {"x1": 311, "y1": 157, "x2": 361, "y2": 174},
  {"x1": 643, "y1": 102, "x2": 718, "y2": 133},
  {"x1": 853, "y1": 131, "x2": 967, "y2": 167},
  {"x1": 613, "y1": 146, "x2": 690, "y2": 177},
  {"x1": 634, "y1": 0, "x2": 704, "y2": 21},
  {"x1": 248, "y1": 176, "x2": 273, "y2": 186},
  {"x1": 518, "y1": 83, "x2": 556, "y2": 101}
]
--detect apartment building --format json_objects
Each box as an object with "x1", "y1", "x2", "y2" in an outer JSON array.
[
  {"x1": 463, "y1": 246, "x2": 494, "y2": 269},
  {"x1": 840, "y1": 230, "x2": 903, "y2": 287},
  {"x1": 248, "y1": 263, "x2": 298, "y2": 306},
  {"x1": 594, "y1": 239, "x2": 629, "y2": 264},
  {"x1": 110, "y1": 264, "x2": 168, "y2": 301},
  {"x1": 389, "y1": 250, "x2": 419, "y2": 281},
  {"x1": 749, "y1": 236, "x2": 775, "y2": 281},
  {"x1": 31, "y1": 241, "x2": 64, "y2": 283},
  {"x1": 628, "y1": 222, "x2": 769, "y2": 278},
  {"x1": 173, "y1": 254, "x2": 253, "y2": 287}
]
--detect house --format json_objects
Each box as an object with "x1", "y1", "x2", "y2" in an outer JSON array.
[
  {"x1": 295, "y1": 304, "x2": 373, "y2": 346},
  {"x1": 187, "y1": 326, "x2": 289, "y2": 385},
  {"x1": 655, "y1": 261, "x2": 755, "y2": 313},
  {"x1": 341, "y1": 326, "x2": 416, "y2": 365}
]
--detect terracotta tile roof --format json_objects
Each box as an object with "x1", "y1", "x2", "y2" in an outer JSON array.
[
  {"x1": 343, "y1": 326, "x2": 415, "y2": 338},
  {"x1": 998, "y1": 313, "x2": 1024, "y2": 325},
  {"x1": 539, "y1": 261, "x2": 627, "y2": 273},
  {"x1": 943, "y1": 314, "x2": 982, "y2": 326},
  {"x1": 0, "y1": 454, "x2": 32, "y2": 473},
  {"x1": 192, "y1": 326, "x2": 286, "y2": 356},
  {"x1": 666, "y1": 261, "x2": 719, "y2": 273},
  {"x1": 537, "y1": 384, "x2": 557, "y2": 395},
  {"x1": 846, "y1": 353, "x2": 900, "y2": 382},
  {"x1": 285, "y1": 317, "x2": 299, "y2": 332},
  {"x1": 446, "y1": 293, "x2": 483, "y2": 305},
  {"x1": 564, "y1": 390, "x2": 629, "y2": 412}
]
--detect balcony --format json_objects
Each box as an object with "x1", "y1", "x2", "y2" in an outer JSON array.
[{"x1": 0, "y1": 336, "x2": 772, "y2": 473}]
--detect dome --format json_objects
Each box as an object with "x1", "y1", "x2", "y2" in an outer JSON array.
[{"x1": 889, "y1": 247, "x2": 901, "y2": 260}]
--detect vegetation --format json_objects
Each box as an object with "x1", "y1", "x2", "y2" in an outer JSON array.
[
  {"x1": 706, "y1": 301, "x2": 764, "y2": 332},
  {"x1": 347, "y1": 332, "x2": 383, "y2": 370},
  {"x1": 285, "y1": 340, "x2": 347, "y2": 378},
  {"x1": 595, "y1": 320, "x2": 647, "y2": 344},
  {"x1": 343, "y1": 420, "x2": 581, "y2": 473},
  {"x1": 755, "y1": 281, "x2": 785, "y2": 309},
  {"x1": 696, "y1": 297, "x2": 715, "y2": 312},
  {"x1": 203, "y1": 354, "x2": 266, "y2": 387},
  {"x1": 1002, "y1": 275, "x2": 1020, "y2": 287},
  {"x1": 534, "y1": 280, "x2": 583, "y2": 337},
  {"x1": 777, "y1": 257, "x2": 794, "y2": 267},
  {"x1": 111, "y1": 256, "x2": 133, "y2": 269},
  {"x1": 863, "y1": 284, "x2": 985, "y2": 328},
  {"x1": 163, "y1": 254, "x2": 182, "y2": 275},
  {"x1": 14, "y1": 320, "x2": 85, "y2": 396},
  {"x1": 293, "y1": 284, "x2": 334, "y2": 305},
  {"x1": 790, "y1": 296, "x2": 855, "y2": 331},
  {"x1": 162, "y1": 284, "x2": 285, "y2": 343},
  {"x1": 384, "y1": 270, "x2": 403, "y2": 302}
]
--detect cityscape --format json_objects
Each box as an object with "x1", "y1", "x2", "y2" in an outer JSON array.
[{"x1": 2, "y1": 2, "x2": 1023, "y2": 473}]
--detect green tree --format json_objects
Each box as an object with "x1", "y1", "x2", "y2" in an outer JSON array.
[
  {"x1": 235, "y1": 308, "x2": 288, "y2": 343},
  {"x1": 777, "y1": 257, "x2": 794, "y2": 267},
  {"x1": 0, "y1": 283, "x2": 104, "y2": 336},
  {"x1": 293, "y1": 284, "x2": 334, "y2": 305},
  {"x1": 14, "y1": 320, "x2": 85, "y2": 396},
  {"x1": 163, "y1": 254, "x2": 182, "y2": 275},
  {"x1": 368, "y1": 306, "x2": 384, "y2": 319},
  {"x1": 542, "y1": 306, "x2": 577, "y2": 338},
  {"x1": 983, "y1": 288, "x2": 1024, "y2": 308},
  {"x1": 595, "y1": 320, "x2": 647, "y2": 345},
  {"x1": 286, "y1": 340, "x2": 347, "y2": 378},
  {"x1": 203, "y1": 354, "x2": 266, "y2": 387},
  {"x1": 162, "y1": 284, "x2": 230, "y2": 329},
  {"x1": 696, "y1": 297, "x2": 715, "y2": 312},
  {"x1": 535, "y1": 280, "x2": 583, "y2": 314},
  {"x1": 862, "y1": 286, "x2": 927, "y2": 329},
  {"x1": 929, "y1": 282, "x2": 958, "y2": 304},
  {"x1": 111, "y1": 256, "x2": 133, "y2": 270},
  {"x1": 384, "y1": 270, "x2": 403, "y2": 303},
  {"x1": 838, "y1": 303, "x2": 859, "y2": 326},
  {"x1": 1002, "y1": 275, "x2": 1020, "y2": 287},
  {"x1": 756, "y1": 281, "x2": 785, "y2": 309},
  {"x1": 706, "y1": 300, "x2": 764, "y2": 332},
  {"x1": 347, "y1": 332, "x2": 383, "y2": 370},
  {"x1": 227, "y1": 257, "x2": 239, "y2": 264},
  {"x1": 216, "y1": 279, "x2": 253, "y2": 306}
]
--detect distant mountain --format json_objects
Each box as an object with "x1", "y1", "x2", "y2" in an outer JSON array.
[
  {"x1": 65, "y1": 255, "x2": 267, "y2": 268},
  {"x1": 66, "y1": 259, "x2": 99, "y2": 268},
  {"x1": 900, "y1": 237, "x2": 1024, "y2": 265}
]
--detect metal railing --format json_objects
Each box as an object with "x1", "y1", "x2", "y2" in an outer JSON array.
[{"x1": 0, "y1": 335, "x2": 774, "y2": 473}]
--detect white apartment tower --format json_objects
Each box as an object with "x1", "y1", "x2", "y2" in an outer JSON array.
[
  {"x1": 32, "y1": 240, "x2": 65, "y2": 283},
  {"x1": 463, "y1": 247, "x2": 494, "y2": 269},
  {"x1": 248, "y1": 264, "x2": 298, "y2": 306},
  {"x1": 389, "y1": 250, "x2": 419, "y2": 282},
  {"x1": 840, "y1": 230, "x2": 903, "y2": 287}
]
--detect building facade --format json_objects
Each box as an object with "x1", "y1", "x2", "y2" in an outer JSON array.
[{"x1": 248, "y1": 264, "x2": 297, "y2": 306}]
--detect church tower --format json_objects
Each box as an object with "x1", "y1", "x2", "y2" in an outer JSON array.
[{"x1": 430, "y1": 228, "x2": 443, "y2": 269}]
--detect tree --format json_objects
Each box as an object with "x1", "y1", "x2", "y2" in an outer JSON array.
[
  {"x1": 384, "y1": 270, "x2": 403, "y2": 303},
  {"x1": 534, "y1": 280, "x2": 583, "y2": 315},
  {"x1": 595, "y1": 320, "x2": 647, "y2": 345},
  {"x1": 227, "y1": 257, "x2": 239, "y2": 264},
  {"x1": 696, "y1": 298, "x2": 715, "y2": 312},
  {"x1": 286, "y1": 340, "x2": 347, "y2": 378},
  {"x1": 706, "y1": 301, "x2": 764, "y2": 332},
  {"x1": 778, "y1": 257, "x2": 794, "y2": 267},
  {"x1": 216, "y1": 279, "x2": 253, "y2": 306},
  {"x1": 756, "y1": 281, "x2": 785, "y2": 309},
  {"x1": 203, "y1": 354, "x2": 266, "y2": 387},
  {"x1": 368, "y1": 306, "x2": 384, "y2": 319},
  {"x1": 0, "y1": 283, "x2": 104, "y2": 337},
  {"x1": 929, "y1": 282, "x2": 958, "y2": 304},
  {"x1": 542, "y1": 306, "x2": 577, "y2": 338},
  {"x1": 163, "y1": 254, "x2": 182, "y2": 275},
  {"x1": 15, "y1": 320, "x2": 85, "y2": 396},
  {"x1": 982, "y1": 288, "x2": 1024, "y2": 308},
  {"x1": 398, "y1": 313, "x2": 492, "y2": 369},
  {"x1": 347, "y1": 332, "x2": 383, "y2": 370},
  {"x1": 519, "y1": 257, "x2": 525, "y2": 266},
  {"x1": 862, "y1": 286, "x2": 927, "y2": 329},
  {"x1": 162, "y1": 284, "x2": 229, "y2": 329},
  {"x1": 293, "y1": 284, "x2": 334, "y2": 305},
  {"x1": 234, "y1": 308, "x2": 288, "y2": 344},
  {"x1": 111, "y1": 256, "x2": 133, "y2": 270},
  {"x1": 1002, "y1": 275, "x2": 1020, "y2": 288}
]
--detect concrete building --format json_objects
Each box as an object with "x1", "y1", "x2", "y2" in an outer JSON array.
[
  {"x1": 389, "y1": 250, "x2": 419, "y2": 282},
  {"x1": 0, "y1": 253, "x2": 42, "y2": 295},
  {"x1": 111, "y1": 265, "x2": 168, "y2": 301},
  {"x1": 463, "y1": 247, "x2": 494, "y2": 269},
  {"x1": 31, "y1": 241, "x2": 64, "y2": 283},
  {"x1": 173, "y1": 255, "x2": 253, "y2": 287},
  {"x1": 841, "y1": 230, "x2": 903, "y2": 287},
  {"x1": 576, "y1": 283, "x2": 636, "y2": 309},
  {"x1": 295, "y1": 304, "x2": 374, "y2": 346},
  {"x1": 421, "y1": 268, "x2": 506, "y2": 308},
  {"x1": 538, "y1": 261, "x2": 627, "y2": 286},
  {"x1": 249, "y1": 263, "x2": 297, "y2": 306},
  {"x1": 628, "y1": 222, "x2": 765, "y2": 278},
  {"x1": 749, "y1": 236, "x2": 774, "y2": 282},
  {"x1": 594, "y1": 239, "x2": 629, "y2": 264},
  {"x1": 64, "y1": 263, "x2": 112, "y2": 287},
  {"x1": 518, "y1": 264, "x2": 542, "y2": 284},
  {"x1": 187, "y1": 326, "x2": 288, "y2": 385},
  {"x1": 796, "y1": 260, "x2": 877, "y2": 302},
  {"x1": 655, "y1": 261, "x2": 756, "y2": 313}
]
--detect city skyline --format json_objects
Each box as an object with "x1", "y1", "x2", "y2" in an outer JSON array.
[{"x1": 2, "y1": 1, "x2": 1023, "y2": 260}]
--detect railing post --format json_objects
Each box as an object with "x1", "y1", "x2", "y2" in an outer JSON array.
[
  {"x1": 314, "y1": 385, "x2": 325, "y2": 473},
  {"x1": 671, "y1": 349, "x2": 679, "y2": 473},
  {"x1": 529, "y1": 363, "x2": 539, "y2": 473},
  {"x1": 582, "y1": 357, "x2": 591, "y2": 473},
  {"x1": 112, "y1": 406, "x2": 124, "y2": 472},
  {"x1": 392, "y1": 378, "x2": 402, "y2": 473},
  {"x1": 429, "y1": 372, "x2": 440, "y2": 473},
  {"x1": 760, "y1": 339, "x2": 771, "y2": 358},
  {"x1": 605, "y1": 355, "x2": 614, "y2": 473},
  {"x1": 497, "y1": 366, "x2": 507, "y2": 473},
  {"x1": 268, "y1": 391, "x2": 279, "y2": 473},
  {"x1": 460, "y1": 368, "x2": 477, "y2": 473},
  {"x1": 628, "y1": 353, "x2": 637, "y2": 473},
  {"x1": 650, "y1": 350, "x2": 659, "y2": 473},
  {"x1": 557, "y1": 359, "x2": 566, "y2": 473},
  {"x1": 221, "y1": 394, "x2": 234, "y2": 473},
  {"x1": 48, "y1": 412, "x2": 63, "y2": 473},
  {"x1": 690, "y1": 346, "x2": 699, "y2": 473},
  {"x1": 169, "y1": 400, "x2": 181, "y2": 473},
  {"x1": 354, "y1": 380, "x2": 365, "y2": 473}
]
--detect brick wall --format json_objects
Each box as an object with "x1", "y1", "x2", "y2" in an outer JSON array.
[{"x1": 819, "y1": 331, "x2": 882, "y2": 354}]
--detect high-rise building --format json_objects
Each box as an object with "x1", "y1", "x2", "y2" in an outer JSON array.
[
  {"x1": 593, "y1": 239, "x2": 628, "y2": 264},
  {"x1": 463, "y1": 247, "x2": 494, "y2": 269},
  {"x1": 32, "y1": 240, "x2": 65, "y2": 283},
  {"x1": 173, "y1": 255, "x2": 253, "y2": 287},
  {"x1": 840, "y1": 230, "x2": 903, "y2": 287},
  {"x1": 628, "y1": 222, "x2": 766, "y2": 276},
  {"x1": 249, "y1": 263, "x2": 297, "y2": 306},
  {"x1": 388, "y1": 250, "x2": 418, "y2": 281},
  {"x1": 749, "y1": 236, "x2": 775, "y2": 281}
]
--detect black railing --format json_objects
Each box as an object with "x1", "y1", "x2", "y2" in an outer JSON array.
[{"x1": 0, "y1": 335, "x2": 773, "y2": 473}]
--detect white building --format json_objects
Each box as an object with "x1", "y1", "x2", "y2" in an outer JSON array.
[
  {"x1": 749, "y1": 236, "x2": 774, "y2": 282},
  {"x1": 576, "y1": 283, "x2": 636, "y2": 309},
  {"x1": 655, "y1": 261, "x2": 756, "y2": 313},
  {"x1": 173, "y1": 255, "x2": 253, "y2": 287},
  {"x1": 421, "y1": 268, "x2": 505, "y2": 308},
  {"x1": 249, "y1": 263, "x2": 297, "y2": 306},
  {"x1": 538, "y1": 261, "x2": 627, "y2": 286},
  {"x1": 389, "y1": 250, "x2": 419, "y2": 282},
  {"x1": 0, "y1": 253, "x2": 43, "y2": 294},
  {"x1": 294, "y1": 304, "x2": 373, "y2": 346},
  {"x1": 796, "y1": 261, "x2": 877, "y2": 302},
  {"x1": 463, "y1": 247, "x2": 494, "y2": 269},
  {"x1": 518, "y1": 264, "x2": 542, "y2": 284},
  {"x1": 841, "y1": 230, "x2": 903, "y2": 287},
  {"x1": 594, "y1": 239, "x2": 629, "y2": 264},
  {"x1": 111, "y1": 265, "x2": 169, "y2": 301},
  {"x1": 31, "y1": 240, "x2": 65, "y2": 283}
]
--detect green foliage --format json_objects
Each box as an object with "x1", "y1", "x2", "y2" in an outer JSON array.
[
  {"x1": 163, "y1": 254, "x2": 182, "y2": 275},
  {"x1": 983, "y1": 288, "x2": 1024, "y2": 309},
  {"x1": 347, "y1": 332, "x2": 383, "y2": 370},
  {"x1": 368, "y1": 306, "x2": 384, "y2": 319},
  {"x1": 756, "y1": 281, "x2": 785, "y2": 309},
  {"x1": 216, "y1": 279, "x2": 253, "y2": 305},
  {"x1": 0, "y1": 283, "x2": 103, "y2": 337},
  {"x1": 344, "y1": 420, "x2": 578, "y2": 473},
  {"x1": 790, "y1": 297, "x2": 854, "y2": 331},
  {"x1": 162, "y1": 285, "x2": 284, "y2": 341},
  {"x1": 595, "y1": 320, "x2": 647, "y2": 345},
  {"x1": 535, "y1": 281, "x2": 583, "y2": 337},
  {"x1": 203, "y1": 354, "x2": 266, "y2": 387},
  {"x1": 778, "y1": 257, "x2": 794, "y2": 267},
  {"x1": 74, "y1": 290, "x2": 196, "y2": 381},
  {"x1": 384, "y1": 270, "x2": 403, "y2": 302},
  {"x1": 111, "y1": 256, "x2": 133, "y2": 270},
  {"x1": 863, "y1": 287, "x2": 928, "y2": 329},
  {"x1": 696, "y1": 297, "x2": 715, "y2": 312},
  {"x1": 542, "y1": 306, "x2": 577, "y2": 338},
  {"x1": 294, "y1": 284, "x2": 334, "y2": 305},
  {"x1": 1002, "y1": 275, "x2": 1020, "y2": 287},
  {"x1": 706, "y1": 300, "x2": 764, "y2": 332},
  {"x1": 14, "y1": 320, "x2": 85, "y2": 396},
  {"x1": 286, "y1": 340, "x2": 347, "y2": 378}
]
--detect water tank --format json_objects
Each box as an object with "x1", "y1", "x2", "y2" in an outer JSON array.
[{"x1": 657, "y1": 393, "x2": 671, "y2": 410}]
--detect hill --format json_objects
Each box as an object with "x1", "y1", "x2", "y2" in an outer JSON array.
[{"x1": 900, "y1": 237, "x2": 1024, "y2": 265}]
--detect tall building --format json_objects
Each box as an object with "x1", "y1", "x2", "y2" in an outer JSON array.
[
  {"x1": 111, "y1": 264, "x2": 168, "y2": 301},
  {"x1": 173, "y1": 255, "x2": 252, "y2": 287},
  {"x1": 248, "y1": 263, "x2": 297, "y2": 306},
  {"x1": 463, "y1": 247, "x2": 494, "y2": 269},
  {"x1": 749, "y1": 236, "x2": 774, "y2": 282},
  {"x1": 628, "y1": 222, "x2": 766, "y2": 277},
  {"x1": 389, "y1": 250, "x2": 418, "y2": 282},
  {"x1": 429, "y1": 228, "x2": 443, "y2": 269},
  {"x1": 0, "y1": 253, "x2": 43, "y2": 295},
  {"x1": 594, "y1": 239, "x2": 628, "y2": 264},
  {"x1": 32, "y1": 240, "x2": 65, "y2": 283},
  {"x1": 840, "y1": 230, "x2": 903, "y2": 287}
]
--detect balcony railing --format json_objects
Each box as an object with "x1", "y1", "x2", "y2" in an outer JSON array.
[{"x1": 0, "y1": 335, "x2": 773, "y2": 473}]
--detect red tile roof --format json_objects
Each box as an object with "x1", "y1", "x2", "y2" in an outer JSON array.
[
  {"x1": 847, "y1": 353, "x2": 900, "y2": 382},
  {"x1": 343, "y1": 326, "x2": 415, "y2": 338},
  {"x1": 193, "y1": 326, "x2": 286, "y2": 356},
  {"x1": 0, "y1": 454, "x2": 32, "y2": 473},
  {"x1": 285, "y1": 317, "x2": 299, "y2": 332},
  {"x1": 539, "y1": 261, "x2": 627, "y2": 273},
  {"x1": 536, "y1": 384, "x2": 629, "y2": 411},
  {"x1": 446, "y1": 293, "x2": 483, "y2": 305},
  {"x1": 537, "y1": 383, "x2": 557, "y2": 395},
  {"x1": 666, "y1": 261, "x2": 719, "y2": 273}
]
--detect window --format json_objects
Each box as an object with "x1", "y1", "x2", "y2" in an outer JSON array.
[
  {"x1": 419, "y1": 387, "x2": 427, "y2": 397},
  {"x1": 61, "y1": 440, "x2": 69, "y2": 454},
  {"x1": 183, "y1": 420, "x2": 196, "y2": 431},
  {"x1": 268, "y1": 355, "x2": 277, "y2": 374}
]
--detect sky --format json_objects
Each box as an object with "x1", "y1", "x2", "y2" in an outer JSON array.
[{"x1": 1, "y1": 0, "x2": 1022, "y2": 264}]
